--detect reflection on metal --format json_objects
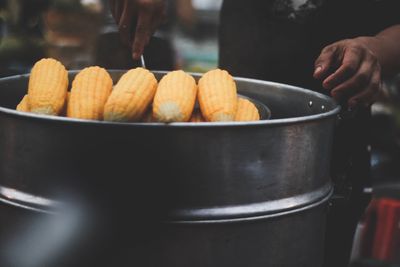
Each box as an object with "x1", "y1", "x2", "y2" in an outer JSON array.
[
  {"x1": 1, "y1": 198, "x2": 85, "y2": 267},
  {"x1": 167, "y1": 184, "x2": 333, "y2": 222},
  {"x1": 0, "y1": 186, "x2": 56, "y2": 213}
]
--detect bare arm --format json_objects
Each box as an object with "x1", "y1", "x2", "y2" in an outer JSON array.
[{"x1": 364, "y1": 25, "x2": 400, "y2": 77}]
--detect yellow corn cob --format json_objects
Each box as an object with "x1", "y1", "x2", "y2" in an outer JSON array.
[
  {"x1": 16, "y1": 95, "x2": 29, "y2": 112},
  {"x1": 67, "y1": 67, "x2": 113, "y2": 120},
  {"x1": 28, "y1": 58, "x2": 68, "y2": 115},
  {"x1": 103, "y1": 67, "x2": 157, "y2": 122},
  {"x1": 235, "y1": 98, "x2": 260, "y2": 121},
  {"x1": 153, "y1": 70, "x2": 197, "y2": 122},
  {"x1": 198, "y1": 69, "x2": 237, "y2": 122},
  {"x1": 189, "y1": 110, "x2": 205, "y2": 122}
]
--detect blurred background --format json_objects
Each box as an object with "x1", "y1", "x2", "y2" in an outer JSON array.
[
  {"x1": 0, "y1": 0, "x2": 222, "y2": 75},
  {"x1": 0, "y1": 0, "x2": 399, "y2": 266}
]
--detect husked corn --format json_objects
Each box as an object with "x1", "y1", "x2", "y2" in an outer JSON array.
[
  {"x1": 198, "y1": 69, "x2": 237, "y2": 122},
  {"x1": 189, "y1": 110, "x2": 205, "y2": 122},
  {"x1": 104, "y1": 68, "x2": 157, "y2": 122},
  {"x1": 16, "y1": 95, "x2": 29, "y2": 112},
  {"x1": 153, "y1": 70, "x2": 197, "y2": 122},
  {"x1": 28, "y1": 58, "x2": 68, "y2": 115},
  {"x1": 67, "y1": 67, "x2": 113, "y2": 120},
  {"x1": 235, "y1": 98, "x2": 260, "y2": 121}
]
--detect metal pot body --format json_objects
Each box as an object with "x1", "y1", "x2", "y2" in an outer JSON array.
[
  {"x1": 0, "y1": 71, "x2": 338, "y2": 219},
  {"x1": 0, "y1": 194, "x2": 329, "y2": 267},
  {"x1": 0, "y1": 71, "x2": 339, "y2": 266}
]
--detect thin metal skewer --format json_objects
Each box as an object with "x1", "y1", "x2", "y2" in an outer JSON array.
[{"x1": 140, "y1": 55, "x2": 146, "y2": 69}]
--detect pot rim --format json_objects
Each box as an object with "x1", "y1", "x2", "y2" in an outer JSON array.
[{"x1": 0, "y1": 71, "x2": 341, "y2": 127}]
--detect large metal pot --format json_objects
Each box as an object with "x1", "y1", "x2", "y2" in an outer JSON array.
[{"x1": 0, "y1": 71, "x2": 340, "y2": 267}]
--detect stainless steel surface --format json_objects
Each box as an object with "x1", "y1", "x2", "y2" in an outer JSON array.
[
  {"x1": 0, "y1": 71, "x2": 339, "y2": 220},
  {"x1": 0, "y1": 71, "x2": 339, "y2": 267},
  {"x1": 0, "y1": 188, "x2": 331, "y2": 267}
]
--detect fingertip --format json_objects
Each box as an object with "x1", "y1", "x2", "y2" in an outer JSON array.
[
  {"x1": 132, "y1": 51, "x2": 141, "y2": 60},
  {"x1": 131, "y1": 42, "x2": 143, "y2": 60},
  {"x1": 330, "y1": 90, "x2": 340, "y2": 101},
  {"x1": 313, "y1": 66, "x2": 323, "y2": 78},
  {"x1": 322, "y1": 79, "x2": 332, "y2": 90}
]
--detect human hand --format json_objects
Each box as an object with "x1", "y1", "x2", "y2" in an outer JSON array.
[
  {"x1": 109, "y1": 0, "x2": 166, "y2": 59},
  {"x1": 314, "y1": 37, "x2": 383, "y2": 108}
]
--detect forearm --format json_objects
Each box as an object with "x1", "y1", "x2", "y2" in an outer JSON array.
[{"x1": 358, "y1": 25, "x2": 400, "y2": 77}]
